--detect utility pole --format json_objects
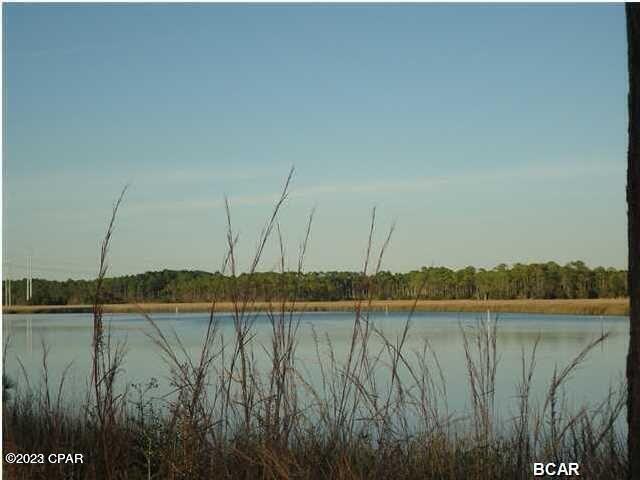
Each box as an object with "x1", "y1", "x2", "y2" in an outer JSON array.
[
  {"x1": 29, "y1": 254, "x2": 33, "y2": 301},
  {"x1": 6, "y1": 266, "x2": 11, "y2": 307},
  {"x1": 26, "y1": 254, "x2": 32, "y2": 302}
]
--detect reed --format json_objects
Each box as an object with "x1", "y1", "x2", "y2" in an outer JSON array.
[
  {"x1": 2, "y1": 177, "x2": 629, "y2": 479},
  {"x1": 4, "y1": 297, "x2": 629, "y2": 316}
]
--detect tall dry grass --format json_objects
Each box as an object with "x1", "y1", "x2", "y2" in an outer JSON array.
[{"x1": 2, "y1": 174, "x2": 629, "y2": 479}]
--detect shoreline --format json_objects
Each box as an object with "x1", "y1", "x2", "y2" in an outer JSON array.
[{"x1": 2, "y1": 298, "x2": 629, "y2": 316}]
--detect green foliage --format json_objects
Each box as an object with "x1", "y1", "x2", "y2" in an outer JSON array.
[{"x1": 2, "y1": 262, "x2": 628, "y2": 305}]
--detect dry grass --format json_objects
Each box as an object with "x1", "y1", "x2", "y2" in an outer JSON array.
[
  {"x1": 4, "y1": 297, "x2": 629, "y2": 316},
  {"x1": 2, "y1": 177, "x2": 630, "y2": 479}
]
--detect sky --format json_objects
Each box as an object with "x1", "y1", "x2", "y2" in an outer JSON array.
[{"x1": 2, "y1": 4, "x2": 629, "y2": 280}]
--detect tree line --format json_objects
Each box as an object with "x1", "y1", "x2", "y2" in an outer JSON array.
[{"x1": 2, "y1": 260, "x2": 627, "y2": 306}]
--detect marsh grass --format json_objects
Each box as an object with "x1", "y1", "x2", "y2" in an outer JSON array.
[
  {"x1": 4, "y1": 298, "x2": 629, "y2": 317},
  {"x1": 2, "y1": 174, "x2": 629, "y2": 479}
]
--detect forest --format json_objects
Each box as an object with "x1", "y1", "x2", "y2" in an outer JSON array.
[{"x1": 2, "y1": 260, "x2": 628, "y2": 305}]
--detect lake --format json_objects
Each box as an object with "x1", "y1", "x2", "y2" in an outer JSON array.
[{"x1": 2, "y1": 310, "x2": 629, "y2": 429}]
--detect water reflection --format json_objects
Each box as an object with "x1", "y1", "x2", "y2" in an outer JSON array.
[{"x1": 3, "y1": 310, "x2": 628, "y2": 420}]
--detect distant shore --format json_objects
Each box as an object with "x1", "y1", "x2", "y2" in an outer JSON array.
[{"x1": 2, "y1": 298, "x2": 629, "y2": 316}]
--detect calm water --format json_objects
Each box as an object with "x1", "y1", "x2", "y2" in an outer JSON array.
[{"x1": 2, "y1": 310, "x2": 629, "y2": 422}]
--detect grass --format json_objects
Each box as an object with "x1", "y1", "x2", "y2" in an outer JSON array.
[
  {"x1": 2, "y1": 297, "x2": 629, "y2": 316},
  {"x1": 2, "y1": 175, "x2": 630, "y2": 479}
]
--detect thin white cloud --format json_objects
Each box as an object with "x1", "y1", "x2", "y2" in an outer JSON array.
[
  {"x1": 6, "y1": 163, "x2": 282, "y2": 188},
  {"x1": 118, "y1": 159, "x2": 621, "y2": 216},
  {"x1": 287, "y1": 159, "x2": 621, "y2": 200}
]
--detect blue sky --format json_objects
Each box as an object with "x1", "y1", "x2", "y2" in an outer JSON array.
[{"x1": 3, "y1": 4, "x2": 628, "y2": 280}]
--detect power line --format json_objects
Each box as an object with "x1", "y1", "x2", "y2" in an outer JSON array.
[
  {"x1": 3, "y1": 260, "x2": 97, "y2": 276},
  {"x1": 2, "y1": 259, "x2": 188, "y2": 278},
  {"x1": 2, "y1": 258, "x2": 217, "y2": 281}
]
